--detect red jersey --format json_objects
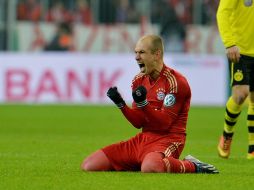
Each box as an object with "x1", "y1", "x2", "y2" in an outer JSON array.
[{"x1": 121, "y1": 64, "x2": 191, "y2": 134}]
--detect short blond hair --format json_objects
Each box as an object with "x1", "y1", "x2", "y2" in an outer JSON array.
[{"x1": 141, "y1": 35, "x2": 164, "y2": 57}]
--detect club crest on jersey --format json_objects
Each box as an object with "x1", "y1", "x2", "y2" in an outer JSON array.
[
  {"x1": 244, "y1": 0, "x2": 253, "y2": 6},
  {"x1": 157, "y1": 91, "x2": 165, "y2": 100},
  {"x1": 234, "y1": 70, "x2": 243, "y2": 81},
  {"x1": 156, "y1": 88, "x2": 166, "y2": 101},
  {"x1": 163, "y1": 94, "x2": 176, "y2": 107}
]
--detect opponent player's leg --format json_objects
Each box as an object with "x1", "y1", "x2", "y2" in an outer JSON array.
[
  {"x1": 218, "y1": 59, "x2": 248, "y2": 158},
  {"x1": 81, "y1": 150, "x2": 113, "y2": 171},
  {"x1": 247, "y1": 92, "x2": 254, "y2": 159},
  {"x1": 218, "y1": 86, "x2": 248, "y2": 158}
]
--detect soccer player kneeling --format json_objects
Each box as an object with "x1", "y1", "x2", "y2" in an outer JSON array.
[{"x1": 81, "y1": 35, "x2": 218, "y2": 174}]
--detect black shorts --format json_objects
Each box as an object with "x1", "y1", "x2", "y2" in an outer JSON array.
[{"x1": 229, "y1": 55, "x2": 254, "y2": 91}]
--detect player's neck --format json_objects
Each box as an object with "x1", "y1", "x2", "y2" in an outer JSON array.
[{"x1": 150, "y1": 62, "x2": 164, "y2": 81}]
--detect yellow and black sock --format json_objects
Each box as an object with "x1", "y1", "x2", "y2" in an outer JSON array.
[
  {"x1": 223, "y1": 96, "x2": 242, "y2": 138},
  {"x1": 247, "y1": 102, "x2": 254, "y2": 153}
]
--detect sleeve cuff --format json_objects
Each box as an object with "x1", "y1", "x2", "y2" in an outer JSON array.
[{"x1": 136, "y1": 100, "x2": 148, "y2": 108}]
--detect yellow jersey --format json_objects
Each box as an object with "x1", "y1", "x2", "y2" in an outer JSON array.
[{"x1": 217, "y1": 0, "x2": 254, "y2": 56}]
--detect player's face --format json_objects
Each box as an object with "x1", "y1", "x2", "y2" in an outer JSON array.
[{"x1": 134, "y1": 39, "x2": 158, "y2": 75}]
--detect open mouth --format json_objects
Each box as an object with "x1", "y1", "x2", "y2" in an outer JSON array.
[
  {"x1": 138, "y1": 64, "x2": 145, "y2": 69},
  {"x1": 138, "y1": 63, "x2": 145, "y2": 73}
]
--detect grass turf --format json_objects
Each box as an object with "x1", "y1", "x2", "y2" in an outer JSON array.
[{"x1": 0, "y1": 105, "x2": 254, "y2": 190}]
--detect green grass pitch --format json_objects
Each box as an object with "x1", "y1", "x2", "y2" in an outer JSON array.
[{"x1": 1, "y1": 105, "x2": 254, "y2": 190}]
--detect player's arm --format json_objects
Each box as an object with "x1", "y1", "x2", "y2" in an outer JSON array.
[
  {"x1": 217, "y1": 0, "x2": 240, "y2": 63},
  {"x1": 107, "y1": 86, "x2": 146, "y2": 129},
  {"x1": 120, "y1": 106, "x2": 146, "y2": 129},
  {"x1": 216, "y1": 0, "x2": 237, "y2": 48}
]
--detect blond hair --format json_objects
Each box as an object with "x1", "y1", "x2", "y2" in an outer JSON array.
[{"x1": 141, "y1": 35, "x2": 164, "y2": 57}]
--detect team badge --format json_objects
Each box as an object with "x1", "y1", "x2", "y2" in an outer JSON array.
[
  {"x1": 163, "y1": 94, "x2": 176, "y2": 107},
  {"x1": 157, "y1": 91, "x2": 165, "y2": 100},
  {"x1": 156, "y1": 88, "x2": 166, "y2": 101},
  {"x1": 234, "y1": 70, "x2": 243, "y2": 81},
  {"x1": 244, "y1": 0, "x2": 253, "y2": 6}
]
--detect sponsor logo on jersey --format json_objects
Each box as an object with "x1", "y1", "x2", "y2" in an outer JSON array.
[
  {"x1": 234, "y1": 70, "x2": 244, "y2": 81},
  {"x1": 163, "y1": 94, "x2": 176, "y2": 107},
  {"x1": 244, "y1": 0, "x2": 253, "y2": 6}
]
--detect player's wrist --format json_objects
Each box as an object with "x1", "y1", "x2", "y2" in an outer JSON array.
[
  {"x1": 136, "y1": 99, "x2": 148, "y2": 108},
  {"x1": 116, "y1": 101, "x2": 126, "y2": 109}
]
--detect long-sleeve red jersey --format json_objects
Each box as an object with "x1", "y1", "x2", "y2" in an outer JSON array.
[{"x1": 121, "y1": 64, "x2": 191, "y2": 135}]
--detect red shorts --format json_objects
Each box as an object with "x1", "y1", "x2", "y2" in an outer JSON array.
[{"x1": 102, "y1": 132, "x2": 186, "y2": 171}]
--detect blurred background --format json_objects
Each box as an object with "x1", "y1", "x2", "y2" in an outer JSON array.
[
  {"x1": 0, "y1": 0, "x2": 226, "y2": 106},
  {"x1": 0, "y1": 0, "x2": 220, "y2": 52}
]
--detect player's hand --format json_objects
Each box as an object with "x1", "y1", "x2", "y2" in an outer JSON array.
[
  {"x1": 226, "y1": 45, "x2": 240, "y2": 63},
  {"x1": 107, "y1": 87, "x2": 126, "y2": 108},
  {"x1": 132, "y1": 86, "x2": 148, "y2": 108}
]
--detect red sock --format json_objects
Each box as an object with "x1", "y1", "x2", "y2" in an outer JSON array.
[{"x1": 163, "y1": 157, "x2": 196, "y2": 173}]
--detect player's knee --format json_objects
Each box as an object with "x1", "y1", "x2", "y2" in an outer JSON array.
[
  {"x1": 80, "y1": 150, "x2": 113, "y2": 171},
  {"x1": 235, "y1": 96, "x2": 248, "y2": 104},
  {"x1": 141, "y1": 160, "x2": 165, "y2": 173},
  {"x1": 81, "y1": 160, "x2": 106, "y2": 171},
  {"x1": 232, "y1": 87, "x2": 249, "y2": 104},
  {"x1": 80, "y1": 159, "x2": 93, "y2": 171}
]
